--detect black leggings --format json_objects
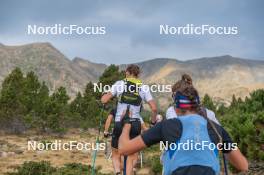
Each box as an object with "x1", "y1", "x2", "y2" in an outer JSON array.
[{"x1": 111, "y1": 120, "x2": 141, "y2": 149}]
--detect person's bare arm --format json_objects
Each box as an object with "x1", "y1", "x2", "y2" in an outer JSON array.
[
  {"x1": 104, "y1": 114, "x2": 113, "y2": 133},
  {"x1": 147, "y1": 99, "x2": 157, "y2": 123},
  {"x1": 226, "y1": 149, "x2": 248, "y2": 172},
  {"x1": 119, "y1": 124, "x2": 147, "y2": 155},
  {"x1": 141, "y1": 123, "x2": 148, "y2": 131},
  {"x1": 101, "y1": 92, "x2": 113, "y2": 104}
]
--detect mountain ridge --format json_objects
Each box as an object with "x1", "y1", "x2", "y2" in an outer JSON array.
[{"x1": 0, "y1": 42, "x2": 263, "y2": 106}]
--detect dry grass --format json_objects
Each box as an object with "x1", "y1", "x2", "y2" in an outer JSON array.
[{"x1": 0, "y1": 129, "x2": 114, "y2": 174}]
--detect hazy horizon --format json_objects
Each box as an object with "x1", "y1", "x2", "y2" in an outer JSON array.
[{"x1": 1, "y1": 41, "x2": 264, "y2": 65}]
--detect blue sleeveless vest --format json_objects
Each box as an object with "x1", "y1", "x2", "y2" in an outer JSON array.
[{"x1": 162, "y1": 114, "x2": 220, "y2": 175}]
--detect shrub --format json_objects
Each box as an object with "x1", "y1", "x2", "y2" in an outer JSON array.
[{"x1": 5, "y1": 161, "x2": 109, "y2": 175}]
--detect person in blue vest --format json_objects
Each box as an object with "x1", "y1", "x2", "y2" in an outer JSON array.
[{"x1": 118, "y1": 78, "x2": 248, "y2": 175}]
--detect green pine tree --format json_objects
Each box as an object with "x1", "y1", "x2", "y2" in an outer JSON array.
[
  {"x1": 23, "y1": 71, "x2": 41, "y2": 113},
  {"x1": 0, "y1": 68, "x2": 26, "y2": 133},
  {"x1": 202, "y1": 94, "x2": 216, "y2": 112},
  {"x1": 99, "y1": 64, "x2": 124, "y2": 87},
  {"x1": 46, "y1": 87, "x2": 70, "y2": 134},
  {"x1": 25, "y1": 82, "x2": 50, "y2": 132}
]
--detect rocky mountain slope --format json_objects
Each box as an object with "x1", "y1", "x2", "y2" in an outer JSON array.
[
  {"x1": 0, "y1": 43, "x2": 98, "y2": 96},
  {"x1": 134, "y1": 56, "x2": 264, "y2": 105},
  {"x1": 0, "y1": 42, "x2": 263, "y2": 106}
]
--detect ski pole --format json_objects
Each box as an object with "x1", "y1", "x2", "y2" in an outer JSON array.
[
  {"x1": 91, "y1": 104, "x2": 105, "y2": 175},
  {"x1": 223, "y1": 153, "x2": 228, "y2": 175},
  {"x1": 123, "y1": 155, "x2": 127, "y2": 175}
]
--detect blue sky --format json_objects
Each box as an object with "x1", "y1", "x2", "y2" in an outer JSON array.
[{"x1": 0, "y1": 0, "x2": 263, "y2": 64}]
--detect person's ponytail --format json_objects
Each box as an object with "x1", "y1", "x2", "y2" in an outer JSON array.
[{"x1": 181, "y1": 74, "x2": 192, "y2": 85}]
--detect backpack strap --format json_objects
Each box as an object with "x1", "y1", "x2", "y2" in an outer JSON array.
[
  {"x1": 201, "y1": 107, "x2": 228, "y2": 175},
  {"x1": 121, "y1": 105, "x2": 130, "y2": 125},
  {"x1": 200, "y1": 108, "x2": 222, "y2": 142}
]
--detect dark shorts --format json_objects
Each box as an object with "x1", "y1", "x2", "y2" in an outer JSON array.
[{"x1": 111, "y1": 120, "x2": 141, "y2": 149}]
